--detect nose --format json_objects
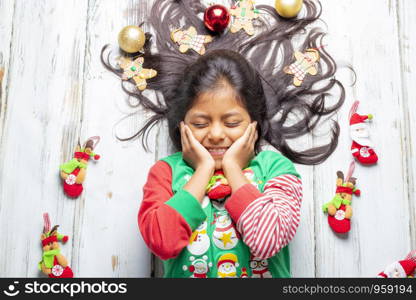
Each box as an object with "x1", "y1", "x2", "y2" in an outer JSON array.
[{"x1": 207, "y1": 123, "x2": 225, "y2": 143}]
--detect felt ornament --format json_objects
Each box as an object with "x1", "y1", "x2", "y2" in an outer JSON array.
[
  {"x1": 118, "y1": 25, "x2": 146, "y2": 54},
  {"x1": 229, "y1": 0, "x2": 260, "y2": 35},
  {"x1": 349, "y1": 100, "x2": 378, "y2": 165},
  {"x1": 322, "y1": 161, "x2": 360, "y2": 234},
  {"x1": 60, "y1": 136, "x2": 101, "y2": 198},
  {"x1": 39, "y1": 213, "x2": 73, "y2": 278},
  {"x1": 284, "y1": 48, "x2": 320, "y2": 86},
  {"x1": 205, "y1": 168, "x2": 257, "y2": 201},
  {"x1": 170, "y1": 26, "x2": 213, "y2": 55},
  {"x1": 119, "y1": 56, "x2": 157, "y2": 91},
  {"x1": 205, "y1": 170, "x2": 232, "y2": 200},
  {"x1": 204, "y1": 4, "x2": 231, "y2": 32},
  {"x1": 378, "y1": 250, "x2": 416, "y2": 278}
]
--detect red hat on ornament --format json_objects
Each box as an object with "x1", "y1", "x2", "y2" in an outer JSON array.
[
  {"x1": 350, "y1": 113, "x2": 373, "y2": 126},
  {"x1": 217, "y1": 253, "x2": 239, "y2": 268},
  {"x1": 378, "y1": 258, "x2": 416, "y2": 278}
]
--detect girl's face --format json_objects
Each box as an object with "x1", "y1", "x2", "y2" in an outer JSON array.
[{"x1": 184, "y1": 85, "x2": 251, "y2": 170}]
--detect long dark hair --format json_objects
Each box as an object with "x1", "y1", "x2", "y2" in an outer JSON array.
[{"x1": 101, "y1": 0, "x2": 346, "y2": 165}]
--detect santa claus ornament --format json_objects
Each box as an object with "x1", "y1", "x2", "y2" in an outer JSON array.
[
  {"x1": 349, "y1": 101, "x2": 378, "y2": 165},
  {"x1": 378, "y1": 250, "x2": 416, "y2": 278},
  {"x1": 322, "y1": 162, "x2": 360, "y2": 234}
]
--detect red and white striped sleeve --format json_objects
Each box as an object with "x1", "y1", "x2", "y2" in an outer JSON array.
[{"x1": 225, "y1": 174, "x2": 302, "y2": 259}]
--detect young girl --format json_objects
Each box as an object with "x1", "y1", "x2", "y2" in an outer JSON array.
[{"x1": 102, "y1": 0, "x2": 345, "y2": 277}]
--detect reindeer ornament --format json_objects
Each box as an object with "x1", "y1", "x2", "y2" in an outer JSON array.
[
  {"x1": 60, "y1": 136, "x2": 100, "y2": 198},
  {"x1": 322, "y1": 162, "x2": 360, "y2": 234},
  {"x1": 39, "y1": 213, "x2": 73, "y2": 278}
]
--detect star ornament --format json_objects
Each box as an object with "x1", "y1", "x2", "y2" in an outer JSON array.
[{"x1": 119, "y1": 56, "x2": 157, "y2": 91}]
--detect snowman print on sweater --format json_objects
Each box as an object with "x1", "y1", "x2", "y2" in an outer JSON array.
[
  {"x1": 187, "y1": 220, "x2": 210, "y2": 256},
  {"x1": 212, "y1": 211, "x2": 239, "y2": 250},
  {"x1": 250, "y1": 256, "x2": 272, "y2": 278},
  {"x1": 183, "y1": 256, "x2": 213, "y2": 278},
  {"x1": 217, "y1": 253, "x2": 239, "y2": 278}
]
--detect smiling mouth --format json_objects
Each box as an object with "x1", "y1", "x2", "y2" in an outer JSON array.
[{"x1": 207, "y1": 148, "x2": 229, "y2": 157}]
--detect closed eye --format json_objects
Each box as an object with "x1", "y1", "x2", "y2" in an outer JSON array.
[
  {"x1": 225, "y1": 122, "x2": 241, "y2": 127},
  {"x1": 191, "y1": 123, "x2": 208, "y2": 128}
]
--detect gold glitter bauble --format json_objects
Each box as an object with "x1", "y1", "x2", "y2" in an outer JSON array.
[
  {"x1": 118, "y1": 25, "x2": 145, "y2": 53},
  {"x1": 275, "y1": 0, "x2": 303, "y2": 18}
]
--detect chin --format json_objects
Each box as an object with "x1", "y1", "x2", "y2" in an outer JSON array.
[{"x1": 214, "y1": 160, "x2": 223, "y2": 170}]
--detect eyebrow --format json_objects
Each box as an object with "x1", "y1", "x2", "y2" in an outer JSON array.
[{"x1": 190, "y1": 112, "x2": 242, "y2": 119}]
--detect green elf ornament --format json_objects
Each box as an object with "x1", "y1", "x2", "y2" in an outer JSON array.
[
  {"x1": 206, "y1": 170, "x2": 231, "y2": 201},
  {"x1": 322, "y1": 162, "x2": 360, "y2": 234},
  {"x1": 205, "y1": 168, "x2": 258, "y2": 201},
  {"x1": 59, "y1": 136, "x2": 100, "y2": 198},
  {"x1": 39, "y1": 213, "x2": 73, "y2": 278}
]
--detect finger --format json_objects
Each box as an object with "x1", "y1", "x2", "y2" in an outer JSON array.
[
  {"x1": 246, "y1": 122, "x2": 256, "y2": 146},
  {"x1": 241, "y1": 122, "x2": 253, "y2": 142},
  {"x1": 180, "y1": 122, "x2": 190, "y2": 150},
  {"x1": 249, "y1": 122, "x2": 258, "y2": 145},
  {"x1": 185, "y1": 124, "x2": 205, "y2": 150},
  {"x1": 184, "y1": 124, "x2": 199, "y2": 149}
]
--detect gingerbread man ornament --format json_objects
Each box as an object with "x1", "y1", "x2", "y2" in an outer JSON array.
[
  {"x1": 284, "y1": 48, "x2": 320, "y2": 86},
  {"x1": 229, "y1": 0, "x2": 259, "y2": 35},
  {"x1": 171, "y1": 26, "x2": 213, "y2": 55},
  {"x1": 119, "y1": 56, "x2": 157, "y2": 91}
]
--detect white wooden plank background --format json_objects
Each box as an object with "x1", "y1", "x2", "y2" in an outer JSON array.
[{"x1": 0, "y1": 0, "x2": 415, "y2": 277}]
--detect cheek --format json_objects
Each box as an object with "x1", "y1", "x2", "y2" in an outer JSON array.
[
  {"x1": 189, "y1": 128, "x2": 206, "y2": 143},
  {"x1": 227, "y1": 126, "x2": 247, "y2": 142}
]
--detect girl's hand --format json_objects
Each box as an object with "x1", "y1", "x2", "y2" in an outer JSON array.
[
  {"x1": 180, "y1": 121, "x2": 215, "y2": 172},
  {"x1": 222, "y1": 122, "x2": 258, "y2": 171}
]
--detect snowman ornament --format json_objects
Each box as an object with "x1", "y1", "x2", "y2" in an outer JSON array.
[
  {"x1": 183, "y1": 256, "x2": 212, "y2": 278},
  {"x1": 212, "y1": 211, "x2": 239, "y2": 250},
  {"x1": 187, "y1": 220, "x2": 210, "y2": 256}
]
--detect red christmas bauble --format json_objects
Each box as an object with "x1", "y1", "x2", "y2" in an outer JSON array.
[{"x1": 203, "y1": 5, "x2": 230, "y2": 32}]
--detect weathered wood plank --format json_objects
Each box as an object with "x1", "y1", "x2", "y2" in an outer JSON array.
[
  {"x1": 76, "y1": 0, "x2": 154, "y2": 277},
  {"x1": 396, "y1": 0, "x2": 416, "y2": 252},
  {"x1": 0, "y1": 0, "x2": 88, "y2": 276},
  {"x1": 316, "y1": 0, "x2": 410, "y2": 276},
  {"x1": 0, "y1": 0, "x2": 14, "y2": 145}
]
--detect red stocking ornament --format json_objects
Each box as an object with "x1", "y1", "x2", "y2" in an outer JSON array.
[
  {"x1": 349, "y1": 101, "x2": 378, "y2": 165},
  {"x1": 322, "y1": 162, "x2": 360, "y2": 234},
  {"x1": 39, "y1": 213, "x2": 74, "y2": 278}
]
